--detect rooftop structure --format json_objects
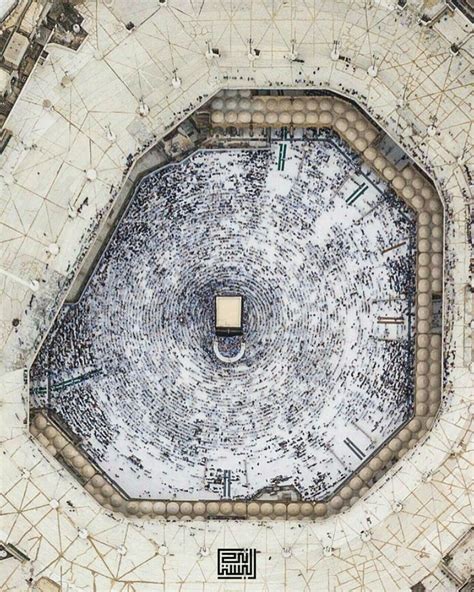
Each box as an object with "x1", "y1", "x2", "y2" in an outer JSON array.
[{"x1": 3, "y1": 32, "x2": 29, "y2": 69}]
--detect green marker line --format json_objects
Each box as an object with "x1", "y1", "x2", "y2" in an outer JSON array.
[{"x1": 346, "y1": 183, "x2": 368, "y2": 205}]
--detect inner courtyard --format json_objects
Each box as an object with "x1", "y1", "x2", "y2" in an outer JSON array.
[{"x1": 31, "y1": 128, "x2": 417, "y2": 502}]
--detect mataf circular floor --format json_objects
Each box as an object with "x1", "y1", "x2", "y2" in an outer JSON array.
[{"x1": 31, "y1": 132, "x2": 416, "y2": 500}]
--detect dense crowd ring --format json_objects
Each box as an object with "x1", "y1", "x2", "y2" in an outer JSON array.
[{"x1": 31, "y1": 132, "x2": 416, "y2": 500}]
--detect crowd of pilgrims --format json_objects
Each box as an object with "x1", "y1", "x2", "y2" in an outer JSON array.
[{"x1": 31, "y1": 132, "x2": 417, "y2": 501}]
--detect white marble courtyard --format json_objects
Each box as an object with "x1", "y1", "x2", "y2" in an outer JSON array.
[{"x1": 31, "y1": 135, "x2": 416, "y2": 500}]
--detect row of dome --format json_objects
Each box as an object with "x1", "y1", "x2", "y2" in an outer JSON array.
[
  {"x1": 29, "y1": 99, "x2": 444, "y2": 518},
  {"x1": 30, "y1": 398, "x2": 440, "y2": 520}
]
